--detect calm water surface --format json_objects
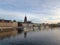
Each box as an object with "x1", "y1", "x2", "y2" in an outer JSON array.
[{"x1": 0, "y1": 28, "x2": 60, "y2": 45}]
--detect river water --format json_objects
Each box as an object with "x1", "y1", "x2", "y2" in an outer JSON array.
[{"x1": 0, "y1": 27, "x2": 60, "y2": 45}]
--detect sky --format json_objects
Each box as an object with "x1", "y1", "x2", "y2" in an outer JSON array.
[{"x1": 0, "y1": 0, "x2": 60, "y2": 23}]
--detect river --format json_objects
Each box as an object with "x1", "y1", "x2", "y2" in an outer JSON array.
[{"x1": 0, "y1": 27, "x2": 60, "y2": 45}]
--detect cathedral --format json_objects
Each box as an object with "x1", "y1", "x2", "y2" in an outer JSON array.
[
  {"x1": 24, "y1": 16, "x2": 31, "y2": 23},
  {"x1": 24, "y1": 16, "x2": 27, "y2": 23}
]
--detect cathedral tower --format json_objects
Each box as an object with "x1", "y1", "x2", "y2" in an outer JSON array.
[{"x1": 24, "y1": 16, "x2": 27, "y2": 23}]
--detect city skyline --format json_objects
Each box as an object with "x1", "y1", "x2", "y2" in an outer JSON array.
[{"x1": 0, "y1": 0, "x2": 60, "y2": 23}]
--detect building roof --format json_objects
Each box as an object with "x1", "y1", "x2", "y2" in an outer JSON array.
[{"x1": 0, "y1": 19, "x2": 12, "y2": 22}]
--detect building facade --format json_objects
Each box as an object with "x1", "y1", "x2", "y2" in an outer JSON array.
[{"x1": 0, "y1": 19, "x2": 18, "y2": 27}]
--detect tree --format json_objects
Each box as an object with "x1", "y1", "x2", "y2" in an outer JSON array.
[{"x1": 13, "y1": 20, "x2": 16, "y2": 22}]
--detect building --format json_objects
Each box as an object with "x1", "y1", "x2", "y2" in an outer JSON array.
[
  {"x1": 0, "y1": 19, "x2": 18, "y2": 27},
  {"x1": 18, "y1": 16, "x2": 33, "y2": 30},
  {"x1": 18, "y1": 16, "x2": 40, "y2": 31},
  {"x1": 24, "y1": 16, "x2": 27, "y2": 23},
  {"x1": 24, "y1": 16, "x2": 32, "y2": 23}
]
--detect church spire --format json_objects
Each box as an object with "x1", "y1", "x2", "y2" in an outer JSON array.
[{"x1": 24, "y1": 15, "x2": 27, "y2": 23}]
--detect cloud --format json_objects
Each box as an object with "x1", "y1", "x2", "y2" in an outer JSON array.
[{"x1": 0, "y1": 0, "x2": 60, "y2": 23}]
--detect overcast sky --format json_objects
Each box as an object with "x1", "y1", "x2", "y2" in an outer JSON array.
[{"x1": 0, "y1": 0, "x2": 60, "y2": 23}]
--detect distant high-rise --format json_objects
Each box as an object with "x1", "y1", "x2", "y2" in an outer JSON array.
[{"x1": 24, "y1": 16, "x2": 27, "y2": 23}]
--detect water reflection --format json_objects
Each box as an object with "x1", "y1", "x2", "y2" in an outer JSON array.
[
  {"x1": 0, "y1": 30, "x2": 17, "y2": 40},
  {"x1": 0, "y1": 27, "x2": 60, "y2": 45},
  {"x1": 18, "y1": 28, "x2": 23, "y2": 33},
  {"x1": 24, "y1": 31, "x2": 27, "y2": 39}
]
